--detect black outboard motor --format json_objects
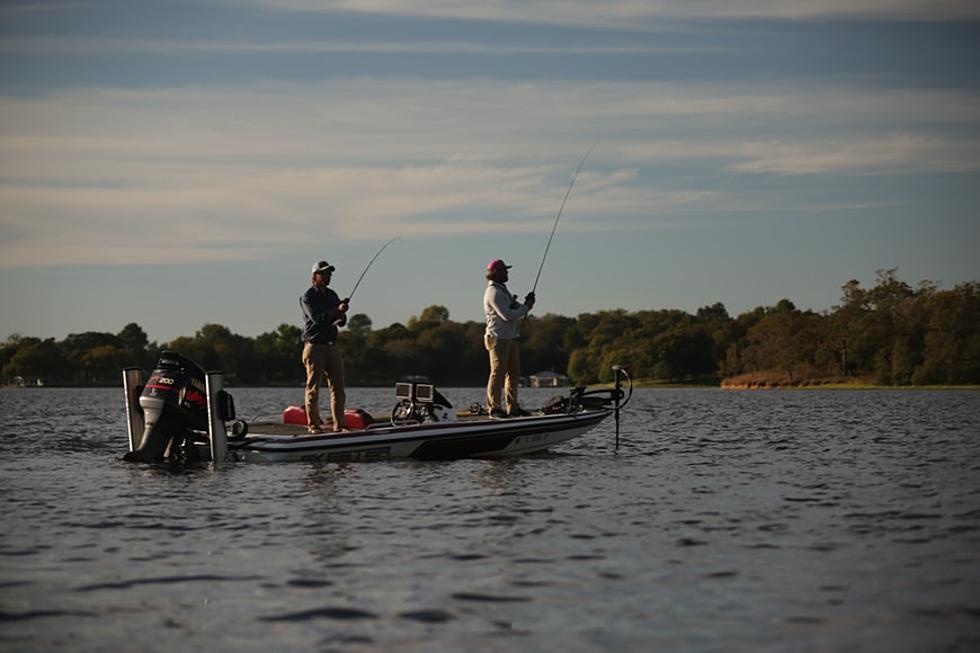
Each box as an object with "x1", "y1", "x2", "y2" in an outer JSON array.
[{"x1": 124, "y1": 351, "x2": 209, "y2": 462}]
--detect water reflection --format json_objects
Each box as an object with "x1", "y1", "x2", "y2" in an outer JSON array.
[{"x1": 473, "y1": 459, "x2": 522, "y2": 491}]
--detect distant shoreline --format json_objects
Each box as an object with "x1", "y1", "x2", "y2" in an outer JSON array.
[
  {"x1": 585, "y1": 376, "x2": 980, "y2": 390},
  {"x1": 718, "y1": 371, "x2": 980, "y2": 390},
  {"x1": 719, "y1": 383, "x2": 980, "y2": 390}
]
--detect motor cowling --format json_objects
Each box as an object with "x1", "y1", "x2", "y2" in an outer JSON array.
[{"x1": 124, "y1": 351, "x2": 209, "y2": 462}]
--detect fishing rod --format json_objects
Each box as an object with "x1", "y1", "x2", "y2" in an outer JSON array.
[
  {"x1": 530, "y1": 140, "x2": 598, "y2": 296},
  {"x1": 345, "y1": 237, "x2": 399, "y2": 303},
  {"x1": 332, "y1": 237, "x2": 398, "y2": 325},
  {"x1": 344, "y1": 237, "x2": 398, "y2": 303}
]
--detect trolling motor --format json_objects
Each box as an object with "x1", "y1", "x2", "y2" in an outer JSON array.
[
  {"x1": 123, "y1": 351, "x2": 235, "y2": 462},
  {"x1": 611, "y1": 365, "x2": 630, "y2": 449},
  {"x1": 540, "y1": 365, "x2": 633, "y2": 447},
  {"x1": 541, "y1": 367, "x2": 632, "y2": 414}
]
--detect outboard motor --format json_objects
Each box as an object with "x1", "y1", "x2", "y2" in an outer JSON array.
[{"x1": 124, "y1": 351, "x2": 210, "y2": 462}]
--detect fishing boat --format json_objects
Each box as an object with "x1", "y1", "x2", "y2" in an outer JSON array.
[{"x1": 120, "y1": 352, "x2": 631, "y2": 464}]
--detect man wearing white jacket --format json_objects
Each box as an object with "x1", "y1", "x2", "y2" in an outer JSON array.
[{"x1": 483, "y1": 259, "x2": 536, "y2": 418}]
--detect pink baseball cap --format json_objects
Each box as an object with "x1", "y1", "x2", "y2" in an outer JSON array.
[{"x1": 486, "y1": 259, "x2": 512, "y2": 272}]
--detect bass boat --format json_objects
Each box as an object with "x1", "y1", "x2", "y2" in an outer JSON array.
[{"x1": 121, "y1": 352, "x2": 631, "y2": 464}]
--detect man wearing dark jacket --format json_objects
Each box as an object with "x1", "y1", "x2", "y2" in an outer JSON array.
[{"x1": 301, "y1": 260, "x2": 349, "y2": 433}]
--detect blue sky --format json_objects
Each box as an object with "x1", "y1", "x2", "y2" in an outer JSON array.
[{"x1": 1, "y1": 0, "x2": 979, "y2": 343}]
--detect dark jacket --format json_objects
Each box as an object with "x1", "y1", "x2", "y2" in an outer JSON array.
[{"x1": 300, "y1": 285, "x2": 346, "y2": 344}]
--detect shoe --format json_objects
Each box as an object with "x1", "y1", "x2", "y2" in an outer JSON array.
[
  {"x1": 489, "y1": 409, "x2": 507, "y2": 419},
  {"x1": 307, "y1": 425, "x2": 325, "y2": 434},
  {"x1": 507, "y1": 408, "x2": 531, "y2": 417}
]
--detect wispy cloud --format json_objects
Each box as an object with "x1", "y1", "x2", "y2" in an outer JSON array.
[
  {"x1": 0, "y1": 2, "x2": 76, "y2": 18},
  {"x1": 0, "y1": 35, "x2": 726, "y2": 57},
  {"x1": 730, "y1": 135, "x2": 980, "y2": 175},
  {"x1": 615, "y1": 134, "x2": 980, "y2": 175},
  {"x1": 2, "y1": 79, "x2": 978, "y2": 267},
  {"x1": 0, "y1": 165, "x2": 707, "y2": 267},
  {"x1": 240, "y1": 0, "x2": 980, "y2": 25}
]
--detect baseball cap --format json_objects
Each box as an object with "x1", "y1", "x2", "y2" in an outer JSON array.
[
  {"x1": 486, "y1": 259, "x2": 512, "y2": 272},
  {"x1": 312, "y1": 260, "x2": 335, "y2": 274}
]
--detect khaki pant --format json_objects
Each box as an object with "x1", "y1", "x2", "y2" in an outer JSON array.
[
  {"x1": 485, "y1": 334, "x2": 521, "y2": 413},
  {"x1": 302, "y1": 342, "x2": 346, "y2": 429}
]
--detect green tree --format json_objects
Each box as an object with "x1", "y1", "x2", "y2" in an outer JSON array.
[
  {"x1": 915, "y1": 282, "x2": 980, "y2": 383},
  {"x1": 255, "y1": 323, "x2": 304, "y2": 384},
  {"x1": 347, "y1": 313, "x2": 373, "y2": 337},
  {"x1": 4, "y1": 338, "x2": 63, "y2": 382},
  {"x1": 523, "y1": 314, "x2": 578, "y2": 375},
  {"x1": 5, "y1": 271, "x2": 979, "y2": 388},
  {"x1": 567, "y1": 348, "x2": 597, "y2": 384},
  {"x1": 118, "y1": 322, "x2": 148, "y2": 351},
  {"x1": 0, "y1": 334, "x2": 24, "y2": 378},
  {"x1": 81, "y1": 345, "x2": 126, "y2": 383}
]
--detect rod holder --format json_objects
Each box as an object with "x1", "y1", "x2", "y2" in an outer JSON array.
[
  {"x1": 205, "y1": 371, "x2": 228, "y2": 464},
  {"x1": 122, "y1": 367, "x2": 144, "y2": 452}
]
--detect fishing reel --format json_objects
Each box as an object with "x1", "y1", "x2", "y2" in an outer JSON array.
[
  {"x1": 508, "y1": 291, "x2": 536, "y2": 310},
  {"x1": 390, "y1": 382, "x2": 456, "y2": 425}
]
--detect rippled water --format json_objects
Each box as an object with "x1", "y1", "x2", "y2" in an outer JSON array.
[{"x1": 2, "y1": 387, "x2": 979, "y2": 652}]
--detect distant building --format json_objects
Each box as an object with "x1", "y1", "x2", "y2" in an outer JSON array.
[
  {"x1": 529, "y1": 370, "x2": 568, "y2": 388},
  {"x1": 12, "y1": 376, "x2": 44, "y2": 387}
]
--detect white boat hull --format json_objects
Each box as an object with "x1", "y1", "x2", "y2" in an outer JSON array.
[{"x1": 215, "y1": 410, "x2": 611, "y2": 463}]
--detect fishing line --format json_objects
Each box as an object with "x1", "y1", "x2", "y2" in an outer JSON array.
[{"x1": 530, "y1": 140, "x2": 598, "y2": 295}]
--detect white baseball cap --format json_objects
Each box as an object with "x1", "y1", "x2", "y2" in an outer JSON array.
[{"x1": 312, "y1": 260, "x2": 335, "y2": 274}]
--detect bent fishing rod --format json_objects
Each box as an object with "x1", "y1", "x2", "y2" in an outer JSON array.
[
  {"x1": 530, "y1": 140, "x2": 598, "y2": 296},
  {"x1": 346, "y1": 237, "x2": 399, "y2": 302},
  {"x1": 333, "y1": 237, "x2": 399, "y2": 324}
]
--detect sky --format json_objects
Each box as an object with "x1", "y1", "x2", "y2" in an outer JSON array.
[{"x1": 1, "y1": 0, "x2": 979, "y2": 344}]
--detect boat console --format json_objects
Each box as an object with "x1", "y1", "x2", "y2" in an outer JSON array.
[{"x1": 391, "y1": 382, "x2": 456, "y2": 425}]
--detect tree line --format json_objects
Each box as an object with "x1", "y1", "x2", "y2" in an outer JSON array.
[{"x1": 2, "y1": 270, "x2": 978, "y2": 387}]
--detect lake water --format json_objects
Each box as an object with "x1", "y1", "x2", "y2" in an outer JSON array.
[{"x1": 2, "y1": 386, "x2": 979, "y2": 652}]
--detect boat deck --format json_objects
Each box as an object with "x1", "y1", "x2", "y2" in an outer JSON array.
[{"x1": 242, "y1": 411, "x2": 497, "y2": 437}]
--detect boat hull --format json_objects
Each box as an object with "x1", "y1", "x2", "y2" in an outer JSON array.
[{"x1": 209, "y1": 409, "x2": 611, "y2": 463}]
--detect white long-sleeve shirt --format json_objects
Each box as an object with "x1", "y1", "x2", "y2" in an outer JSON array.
[{"x1": 484, "y1": 281, "x2": 529, "y2": 339}]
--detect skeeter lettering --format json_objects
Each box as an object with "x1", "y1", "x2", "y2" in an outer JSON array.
[{"x1": 301, "y1": 446, "x2": 392, "y2": 463}]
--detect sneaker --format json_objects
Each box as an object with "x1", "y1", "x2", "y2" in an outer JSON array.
[
  {"x1": 489, "y1": 409, "x2": 507, "y2": 419},
  {"x1": 507, "y1": 407, "x2": 531, "y2": 417}
]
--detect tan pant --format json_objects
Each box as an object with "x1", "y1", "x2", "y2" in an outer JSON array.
[
  {"x1": 302, "y1": 342, "x2": 346, "y2": 429},
  {"x1": 485, "y1": 334, "x2": 521, "y2": 413}
]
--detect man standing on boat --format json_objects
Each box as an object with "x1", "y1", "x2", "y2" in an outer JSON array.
[
  {"x1": 484, "y1": 259, "x2": 535, "y2": 418},
  {"x1": 301, "y1": 261, "x2": 349, "y2": 433}
]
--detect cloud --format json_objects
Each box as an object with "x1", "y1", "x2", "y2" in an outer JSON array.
[
  {"x1": 730, "y1": 135, "x2": 980, "y2": 175},
  {"x1": 0, "y1": 35, "x2": 725, "y2": 57},
  {"x1": 0, "y1": 2, "x2": 75, "y2": 18},
  {"x1": 2, "y1": 79, "x2": 978, "y2": 268},
  {"x1": 0, "y1": 161, "x2": 711, "y2": 267},
  {"x1": 614, "y1": 133, "x2": 980, "y2": 175},
  {"x1": 238, "y1": 0, "x2": 980, "y2": 25}
]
